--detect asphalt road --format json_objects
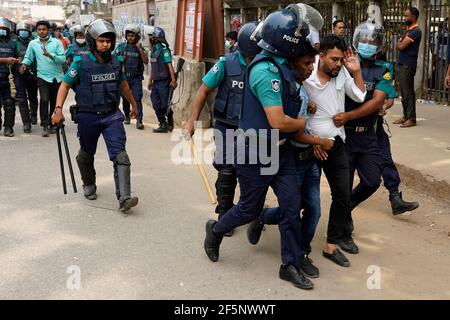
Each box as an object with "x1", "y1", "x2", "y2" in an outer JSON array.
[{"x1": 0, "y1": 93, "x2": 449, "y2": 299}]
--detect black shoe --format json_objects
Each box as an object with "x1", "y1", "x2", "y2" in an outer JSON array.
[
  {"x1": 23, "y1": 123, "x2": 32, "y2": 133},
  {"x1": 279, "y1": 264, "x2": 314, "y2": 290},
  {"x1": 83, "y1": 185, "x2": 97, "y2": 200},
  {"x1": 31, "y1": 115, "x2": 37, "y2": 125},
  {"x1": 299, "y1": 255, "x2": 320, "y2": 278},
  {"x1": 41, "y1": 126, "x2": 49, "y2": 137},
  {"x1": 167, "y1": 112, "x2": 174, "y2": 131},
  {"x1": 3, "y1": 127, "x2": 14, "y2": 137},
  {"x1": 390, "y1": 191, "x2": 419, "y2": 216},
  {"x1": 119, "y1": 196, "x2": 139, "y2": 212},
  {"x1": 339, "y1": 238, "x2": 359, "y2": 254},
  {"x1": 152, "y1": 122, "x2": 168, "y2": 133},
  {"x1": 124, "y1": 116, "x2": 130, "y2": 125},
  {"x1": 49, "y1": 126, "x2": 56, "y2": 134},
  {"x1": 136, "y1": 121, "x2": 144, "y2": 130},
  {"x1": 204, "y1": 220, "x2": 222, "y2": 262},
  {"x1": 247, "y1": 214, "x2": 265, "y2": 245},
  {"x1": 323, "y1": 249, "x2": 350, "y2": 267}
]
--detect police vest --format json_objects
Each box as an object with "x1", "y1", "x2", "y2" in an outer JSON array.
[
  {"x1": 213, "y1": 53, "x2": 246, "y2": 128},
  {"x1": 0, "y1": 39, "x2": 16, "y2": 76},
  {"x1": 122, "y1": 43, "x2": 144, "y2": 77},
  {"x1": 16, "y1": 38, "x2": 29, "y2": 57},
  {"x1": 75, "y1": 55, "x2": 122, "y2": 113},
  {"x1": 239, "y1": 53, "x2": 301, "y2": 141},
  {"x1": 150, "y1": 44, "x2": 170, "y2": 80},
  {"x1": 345, "y1": 63, "x2": 386, "y2": 127},
  {"x1": 72, "y1": 42, "x2": 90, "y2": 57}
]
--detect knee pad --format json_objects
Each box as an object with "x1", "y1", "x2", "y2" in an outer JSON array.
[
  {"x1": 76, "y1": 149, "x2": 94, "y2": 165},
  {"x1": 114, "y1": 151, "x2": 131, "y2": 166}
]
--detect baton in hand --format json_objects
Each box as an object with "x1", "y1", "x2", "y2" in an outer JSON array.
[{"x1": 56, "y1": 124, "x2": 77, "y2": 194}]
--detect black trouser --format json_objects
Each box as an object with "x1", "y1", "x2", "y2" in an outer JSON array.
[
  {"x1": 15, "y1": 72, "x2": 38, "y2": 120},
  {"x1": 396, "y1": 63, "x2": 417, "y2": 121},
  {"x1": 315, "y1": 136, "x2": 351, "y2": 245},
  {"x1": 37, "y1": 77, "x2": 61, "y2": 127}
]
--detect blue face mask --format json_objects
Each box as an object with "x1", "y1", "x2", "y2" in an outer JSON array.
[
  {"x1": 19, "y1": 30, "x2": 29, "y2": 39},
  {"x1": 0, "y1": 29, "x2": 7, "y2": 37},
  {"x1": 358, "y1": 42, "x2": 378, "y2": 59}
]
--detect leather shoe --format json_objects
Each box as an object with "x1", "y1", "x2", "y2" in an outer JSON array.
[
  {"x1": 299, "y1": 255, "x2": 319, "y2": 278},
  {"x1": 279, "y1": 264, "x2": 314, "y2": 290},
  {"x1": 204, "y1": 220, "x2": 222, "y2": 262},
  {"x1": 393, "y1": 117, "x2": 406, "y2": 124},
  {"x1": 247, "y1": 214, "x2": 265, "y2": 245},
  {"x1": 323, "y1": 249, "x2": 350, "y2": 267},
  {"x1": 339, "y1": 238, "x2": 359, "y2": 254},
  {"x1": 400, "y1": 120, "x2": 416, "y2": 128}
]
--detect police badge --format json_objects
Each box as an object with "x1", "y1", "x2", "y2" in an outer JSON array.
[{"x1": 271, "y1": 79, "x2": 280, "y2": 92}]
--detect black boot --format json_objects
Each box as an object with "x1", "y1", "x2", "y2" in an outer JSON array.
[
  {"x1": 167, "y1": 110, "x2": 174, "y2": 131},
  {"x1": 3, "y1": 127, "x2": 14, "y2": 137},
  {"x1": 215, "y1": 168, "x2": 237, "y2": 237},
  {"x1": 247, "y1": 212, "x2": 265, "y2": 245},
  {"x1": 124, "y1": 115, "x2": 130, "y2": 125},
  {"x1": 113, "y1": 165, "x2": 121, "y2": 200},
  {"x1": 76, "y1": 149, "x2": 97, "y2": 200},
  {"x1": 31, "y1": 115, "x2": 38, "y2": 125},
  {"x1": 390, "y1": 191, "x2": 419, "y2": 215},
  {"x1": 23, "y1": 123, "x2": 32, "y2": 133},
  {"x1": 136, "y1": 120, "x2": 144, "y2": 130},
  {"x1": 41, "y1": 126, "x2": 49, "y2": 137},
  {"x1": 152, "y1": 121, "x2": 168, "y2": 133},
  {"x1": 204, "y1": 220, "x2": 222, "y2": 262},
  {"x1": 115, "y1": 152, "x2": 138, "y2": 212}
]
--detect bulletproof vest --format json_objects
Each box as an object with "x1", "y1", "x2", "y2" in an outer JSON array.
[
  {"x1": 75, "y1": 54, "x2": 121, "y2": 113},
  {"x1": 16, "y1": 38, "x2": 36, "y2": 77},
  {"x1": 0, "y1": 39, "x2": 16, "y2": 76},
  {"x1": 239, "y1": 53, "x2": 301, "y2": 141},
  {"x1": 122, "y1": 43, "x2": 144, "y2": 76},
  {"x1": 213, "y1": 53, "x2": 246, "y2": 128},
  {"x1": 73, "y1": 42, "x2": 90, "y2": 57},
  {"x1": 345, "y1": 63, "x2": 385, "y2": 127},
  {"x1": 150, "y1": 44, "x2": 170, "y2": 80}
]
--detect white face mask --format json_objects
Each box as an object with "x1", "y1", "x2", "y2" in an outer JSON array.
[{"x1": 76, "y1": 39, "x2": 86, "y2": 45}]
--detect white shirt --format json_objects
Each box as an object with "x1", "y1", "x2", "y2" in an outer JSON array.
[{"x1": 302, "y1": 56, "x2": 366, "y2": 141}]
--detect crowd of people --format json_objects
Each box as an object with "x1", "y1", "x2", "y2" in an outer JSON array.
[
  {"x1": 0, "y1": 3, "x2": 445, "y2": 290},
  {"x1": 184, "y1": 4, "x2": 426, "y2": 290}
]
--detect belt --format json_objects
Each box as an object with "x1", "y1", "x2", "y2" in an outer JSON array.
[
  {"x1": 277, "y1": 139, "x2": 287, "y2": 146},
  {"x1": 293, "y1": 146, "x2": 313, "y2": 161},
  {"x1": 345, "y1": 125, "x2": 370, "y2": 133}
]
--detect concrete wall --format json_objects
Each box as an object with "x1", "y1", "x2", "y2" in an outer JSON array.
[
  {"x1": 112, "y1": 0, "x2": 148, "y2": 39},
  {"x1": 154, "y1": 0, "x2": 178, "y2": 50}
]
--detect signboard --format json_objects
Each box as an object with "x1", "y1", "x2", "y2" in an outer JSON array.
[{"x1": 184, "y1": 2, "x2": 195, "y2": 53}]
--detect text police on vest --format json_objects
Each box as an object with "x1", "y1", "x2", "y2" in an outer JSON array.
[
  {"x1": 92, "y1": 73, "x2": 117, "y2": 82},
  {"x1": 232, "y1": 80, "x2": 244, "y2": 89}
]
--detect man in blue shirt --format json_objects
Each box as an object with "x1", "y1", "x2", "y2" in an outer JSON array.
[
  {"x1": 394, "y1": 7, "x2": 422, "y2": 128},
  {"x1": 20, "y1": 20, "x2": 66, "y2": 137}
]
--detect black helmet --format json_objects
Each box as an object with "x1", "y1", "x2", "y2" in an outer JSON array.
[
  {"x1": 70, "y1": 24, "x2": 85, "y2": 37},
  {"x1": 124, "y1": 23, "x2": 141, "y2": 42},
  {"x1": 16, "y1": 21, "x2": 32, "y2": 33},
  {"x1": 237, "y1": 21, "x2": 262, "y2": 59},
  {"x1": 85, "y1": 19, "x2": 116, "y2": 52},
  {"x1": 0, "y1": 17, "x2": 12, "y2": 35},
  {"x1": 257, "y1": 3, "x2": 323, "y2": 58}
]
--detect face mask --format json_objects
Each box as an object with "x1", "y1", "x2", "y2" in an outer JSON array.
[
  {"x1": 404, "y1": 21, "x2": 413, "y2": 26},
  {"x1": 39, "y1": 35, "x2": 49, "y2": 40},
  {"x1": 19, "y1": 30, "x2": 29, "y2": 39},
  {"x1": 225, "y1": 40, "x2": 231, "y2": 50},
  {"x1": 0, "y1": 29, "x2": 7, "y2": 37},
  {"x1": 76, "y1": 39, "x2": 86, "y2": 45},
  {"x1": 357, "y1": 42, "x2": 378, "y2": 59}
]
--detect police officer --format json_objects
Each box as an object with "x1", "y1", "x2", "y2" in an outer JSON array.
[
  {"x1": 115, "y1": 24, "x2": 148, "y2": 129},
  {"x1": 51, "y1": 19, "x2": 139, "y2": 212},
  {"x1": 332, "y1": 18, "x2": 395, "y2": 254},
  {"x1": 66, "y1": 25, "x2": 90, "y2": 66},
  {"x1": 184, "y1": 22, "x2": 262, "y2": 237},
  {"x1": 0, "y1": 17, "x2": 19, "y2": 137},
  {"x1": 147, "y1": 27, "x2": 177, "y2": 133},
  {"x1": 15, "y1": 21, "x2": 37, "y2": 131},
  {"x1": 204, "y1": 4, "x2": 323, "y2": 290}
]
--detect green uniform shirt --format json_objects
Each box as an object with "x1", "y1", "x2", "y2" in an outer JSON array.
[
  {"x1": 151, "y1": 43, "x2": 172, "y2": 63},
  {"x1": 65, "y1": 43, "x2": 74, "y2": 59},
  {"x1": 373, "y1": 60, "x2": 397, "y2": 99},
  {"x1": 63, "y1": 52, "x2": 126, "y2": 86},
  {"x1": 202, "y1": 51, "x2": 247, "y2": 89},
  {"x1": 248, "y1": 50, "x2": 287, "y2": 108}
]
